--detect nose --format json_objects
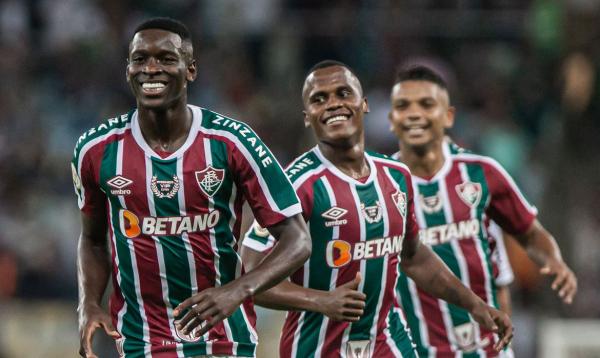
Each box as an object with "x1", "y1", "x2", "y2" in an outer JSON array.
[
  {"x1": 143, "y1": 57, "x2": 162, "y2": 74},
  {"x1": 405, "y1": 105, "x2": 422, "y2": 121},
  {"x1": 325, "y1": 96, "x2": 343, "y2": 111}
]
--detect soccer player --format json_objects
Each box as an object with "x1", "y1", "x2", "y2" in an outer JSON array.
[
  {"x1": 72, "y1": 18, "x2": 311, "y2": 358},
  {"x1": 241, "y1": 60, "x2": 512, "y2": 358},
  {"x1": 388, "y1": 65, "x2": 577, "y2": 357}
]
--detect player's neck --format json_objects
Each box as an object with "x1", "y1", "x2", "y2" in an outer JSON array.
[
  {"x1": 398, "y1": 140, "x2": 446, "y2": 179},
  {"x1": 138, "y1": 104, "x2": 192, "y2": 153},
  {"x1": 319, "y1": 140, "x2": 370, "y2": 180}
]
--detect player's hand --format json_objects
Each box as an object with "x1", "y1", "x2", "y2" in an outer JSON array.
[
  {"x1": 79, "y1": 304, "x2": 120, "y2": 358},
  {"x1": 469, "y1": 301, "x2": 513, "y2": 352},
  {"x1": 540, "y1": 257, "x2": 577, "y2": 304},
  {"x1": 317, "y1": 273, "x2": 366, "y2": 322},
  {"x1": 174, "y1": 282, "x2": 246, "y2": 338}
]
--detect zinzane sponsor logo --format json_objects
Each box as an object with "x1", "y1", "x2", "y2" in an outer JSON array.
[
  {"x1": 325, "y1": 235, "x2": 404, "y2": 268},
  {"x1": 419, "y1": 219, "x2": 480, "y2": 246},
  {"x1": 211, "y1": 115, "x2": 273, "y2": 168},
  {"x1": 118, "y1": 209, "x2": 220, "y2": 238}
]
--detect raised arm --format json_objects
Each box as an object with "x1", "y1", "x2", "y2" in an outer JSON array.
[
  {"x1": 515, "y1": 219, "x2": 577, "y2": 304},
  {"x1": 174, "y1": 214, "x2": 312, "y2": 336},
  {"x1": 78, "y1": 211, "x2": 120, "y2": 358},
  {"x1": 400, "y1": 238, "x2": 513, "y2": 352}
]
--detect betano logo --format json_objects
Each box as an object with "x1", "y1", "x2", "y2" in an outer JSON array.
[
  {"x1": 118, "y1": 209, "x2": 220, "y2": 238},
  {"x1": 419, "y1": 219, "x2": 480, "y2": 246},
  {"x1": 325, "y1": 235, "x2": 404, "y2": 268}
]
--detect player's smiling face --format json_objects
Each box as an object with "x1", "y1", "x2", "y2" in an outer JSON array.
[
  {"x1": 388, "y1": 80, "x2": 454, "y2": 150},
  {"x1": 127, "y1": 29, "x2": 196, "y2": 110},
  {"x1": 302, "y1": 66, "x2": 368, "y2": 146}
]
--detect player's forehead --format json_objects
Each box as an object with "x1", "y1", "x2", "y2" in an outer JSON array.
[
  {"x1": 303, "y1": 66, "x2": 362, "y2": 98},
  {"x1": 391, "y1": 80, "x2": 447, "y2": 101},
  {"x1": 129, "y1": 29, "x2": 184, "y2": 54}
]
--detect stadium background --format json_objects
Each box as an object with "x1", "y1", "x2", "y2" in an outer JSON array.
[{"x1": 1, "y1": 0, "x2": 599, "y2": 357}]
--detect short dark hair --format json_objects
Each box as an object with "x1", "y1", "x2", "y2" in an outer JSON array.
[
  {"x1": 394, "y1": 65, "x2": 448, "y2": 90},
  {"x1": 134, "y1": 17, "x2": 191, "y2": 41},
  {"x1": 307, "y1": 60, "x2": 357, "y2": 78}
]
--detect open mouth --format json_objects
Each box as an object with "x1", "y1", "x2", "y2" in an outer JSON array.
[
  {"x1": 403, "y1": 123, "x2": 430, "y2": 135},
  {"x1": 323, "y1": 114, "x2": 350, "y2": 126},
  {"x1": 141, "y1": 81, "x2": 167, "y2": 95}
]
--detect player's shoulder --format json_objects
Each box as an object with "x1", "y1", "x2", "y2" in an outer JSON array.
[
  {"x1": 450, "y1": 146, "x2": 506, "y2": 174},
  {"x1": 73, "y1": 110, "x2": 133, "y2": 160},
  {"x1": 367, "y1": 150, "x2": 412, "y2": 176},
  {"x1": 284, "y1": 149, "x2": 325, "y2": 184},
  {"x1": 198, "y1": 106, "x2": 258, "y2": 138}
]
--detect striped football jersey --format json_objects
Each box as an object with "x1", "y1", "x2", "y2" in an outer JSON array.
[
  {"x1": 244, "y1": 146, "x2": 419, "y2": 358},
  {"x1": 71, "y1": 105, "x2": 301, "y2": 357},
  {"x1": 392, "y1": 140, "x2": 536, "y2": 357}
]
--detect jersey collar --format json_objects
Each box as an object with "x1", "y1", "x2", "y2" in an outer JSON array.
[{"x1": 313, "y1": 145, "x2": 377, "y2": 186}]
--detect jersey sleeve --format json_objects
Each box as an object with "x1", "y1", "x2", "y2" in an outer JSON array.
[
  {"x1": 487, "y1": 221, "x2": 515, "y2": 286},
  {"x1": 242, "y1": 180, "x2": 314, "y2": 252},
  {"x1": 483, "y1": 159, "x2": 537, "y2": 236},
  {"x1": 228, "y1": 132, "x2": 302, "y2": 228},
  {"x1": 72, "y1": 144, "x2": 105, "y2": 216},
  {"x1": 404, "y1": 171, "x2": 420, "y2": 243}
]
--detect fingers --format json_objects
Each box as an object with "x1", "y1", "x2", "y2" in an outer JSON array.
[
  {"x1": 344, "y1": 299, "x2": 366, "y2": 310},
  {"x1": 558, "y1": 271, "x2": 577, "y2": 304},
  {"x1": 100, "y1": 321, "x2": 121, "y2": 339},
  {"x1": 195, "y1": 313, "x2": 226, "y2": 337},
  {"x1": 174, "y1": 294, "x2": 204, "y2": 317},
  {"x1": 80, "y1": 322, "x2": 99, "y2": 358},
  {"x1": 492, "y1": 312, "x2": 513, "y2": 352},
  {"x1": 346, "y1": 291, "x2": 367, "y2": 302},
  {"x1": 343, "y1": 272, "x2": 362, "y2": 290}
]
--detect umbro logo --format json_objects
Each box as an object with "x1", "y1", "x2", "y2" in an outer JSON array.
[
  {"x1": 321, "y1": 207, "x2": 348, "y2": 227},
  {"x1": 107, "y1": 175, "x2": 133, "y2": 196}
]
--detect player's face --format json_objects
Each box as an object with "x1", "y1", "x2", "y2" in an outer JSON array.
[
  {"x1": 389, "y1": 80, "x2": 454, "y2": 150},
  {"x1": 127, "y1": 29, "x2": 196, "y2": 110},
  {"x1": 303, "y1": 66, "x2": 368, "y2": 146}
]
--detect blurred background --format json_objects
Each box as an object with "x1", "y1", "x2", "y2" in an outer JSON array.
[{"x1": 1, "y1": 0, "x2": 599, "y2": 357}]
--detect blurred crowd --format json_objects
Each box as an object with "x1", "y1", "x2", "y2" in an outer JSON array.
[{"x1": 1, "y1": 0, "x2": 599, "y2": 341}]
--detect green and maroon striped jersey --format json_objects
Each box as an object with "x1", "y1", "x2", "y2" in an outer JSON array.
[
  {"x1": 392, "y1": 141, "x2": 536, "y2": 358},
  {"x1": 71, "y1": 105, "x2": 301, "y2": 358},
  {"x1": 244, "y1": 146, "x2": 419, "y2": 358}
]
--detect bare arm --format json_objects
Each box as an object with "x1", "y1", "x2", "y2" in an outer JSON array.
[
  {"x1": 515, "y1": 219, "x2": 577, "y2": 304},
  {"x1": 241, "y1": 245, "x2": 365, "y2": 321},
  {"x1": 78, "y1": 211, "x2": 120, "y2": 357},
  {"x1": 175, "y1": 214, "x2": 312, "y2": 335},
  {"x1": 400, "y1": 238, "x2": 513, "y2": 352},
  {"x1": 496, "y1": 285, "x2": 512, "y2": 317}
]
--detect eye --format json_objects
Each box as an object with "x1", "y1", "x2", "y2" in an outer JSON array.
[
  {"x1": 131, "y1": 56, "x2": 145, "y2": 64},
  {"x1": 310, "y1": 95, "x2": 326, "y2": 104},
  {"x1": 162, "y1": 56, "x2": 178, "y2": 64},
  {"x1": 340, "y1": 88, "x2": 351, "y2": 97},
  {"x1": 394, "y1": 102, "x2": 408, "y2": 110},
  {"x1": 421, "y1": 99, "x2": 436, "y2": 108}
]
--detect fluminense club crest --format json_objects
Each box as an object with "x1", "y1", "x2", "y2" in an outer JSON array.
[
  {"x1": 455, "y1": 181, "x2": 482, "y2": 208},
  {"x1": 360, "y1": 201, "x2": 382, "y2": 224},
  {"x1": 151, "y1": 175, "x2": 180, "y2": 199},
  {"x1": 391, "y1": 190, "x2": 407, "y2": 218},
  {"x1": 195, "y1": 166, "x2": 225, "y2": 198}
]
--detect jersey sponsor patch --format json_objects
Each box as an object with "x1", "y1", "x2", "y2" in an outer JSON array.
[
  {"x1": 151, "y1": 175, "x2": 180, "y2": 199},
  {"x1": 456, "y1": 181, "x2": 482, "y2": 208},
  {"x1": 392, "y1": 190, "x2": 407, "y2": 218},
  {"x1": 419, "y1": 219, "x2": 480, "y2": 246},
  {"x1": 419, "y1": 192, "x2": 443, "y2": 213},
  {"x1": 346, "y1": 340, "x2": 371, "y2": 358},
  {"x1": 321, "y1": 206, "x2": 348, "y2": 227},
  {"x1": 107, "y1": 175, "x2": 133, "y2": 196},
  {"x1": 195, "y1": 166, "x2": 225, "y2": 198},
  {"x1": 361, "y1": 201, "x2": 382, "y2": 224},
  {"x1": 325, "y1": 235, "x2": 403, "y2": 268},
  {"x1": 118, "y1": 209, "x2": 220, "y2": 238}
]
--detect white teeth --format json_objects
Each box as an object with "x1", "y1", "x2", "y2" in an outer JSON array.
[
  {"x1": 142, "y1": 82, "x2": 165, "y2": 89},
  {"x1": 325, "y1": 115, "x2": 349, "y2": 125},
  {"x1": 407, "y1": 127, "x2": 425, "y2": 135}
]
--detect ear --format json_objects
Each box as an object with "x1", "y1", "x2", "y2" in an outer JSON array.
[
  {"x1": 125, "y1": 59, "x2": 130, "y2": 83},
  {"x1": 362, "y1": 97, "x2": 369, "y2": 113},
  {"x1": 303, "y1": 110, "x2": 310, "y2": 128},
  {"x1": 187, "y1": 59, "x2": 197, "y2": 82},
  {"x1": 444, "y1": 106, "x2": 456, "y2": 129}
]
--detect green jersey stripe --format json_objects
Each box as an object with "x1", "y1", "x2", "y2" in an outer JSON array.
[
  {"x1": 295, "y1": 178, "x2": 333, "y2": 357},
  {"x1": 145, "y1": 156, "x2": 189, "y2": 356},
  {"x1": 105, "y1": 139, "x2": 150, "y2": 355}
]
